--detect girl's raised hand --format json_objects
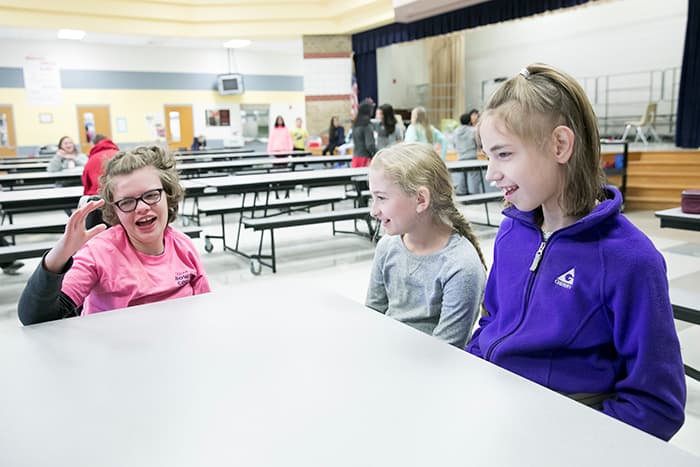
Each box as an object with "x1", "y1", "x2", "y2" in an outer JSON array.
[{"x1": 44, "y1": 199, "x2": 108, "y2": 273}]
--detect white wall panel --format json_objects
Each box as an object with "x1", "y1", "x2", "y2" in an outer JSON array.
[
  {"x1": 377, "y1": 0, "x2": 687, "y2": 112},
  {"x1": 303, "y1": 57, "x2": 352, "y2": 95},
  {"x1": 0, "y1": 39, "x2": 303, "y2": 75}
]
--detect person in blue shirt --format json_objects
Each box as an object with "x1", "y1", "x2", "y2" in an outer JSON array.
[
  {"x1": 190, "y1": 135, "x2": 206, "y2": 151},
  {"x1": 404, "y1": 106, "x2": 446, "y2": 159}
]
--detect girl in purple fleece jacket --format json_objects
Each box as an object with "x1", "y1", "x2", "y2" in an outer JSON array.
[{"x1": 466, "y1": 63, "x2": 686, "y2": 441}]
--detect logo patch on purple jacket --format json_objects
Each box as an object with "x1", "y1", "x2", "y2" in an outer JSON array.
[{"x1": 554, "y1": 268, "x2": 575, "y2": 289}]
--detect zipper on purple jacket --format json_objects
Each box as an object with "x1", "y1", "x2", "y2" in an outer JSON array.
[{"x1": 485, "y1": 235, "x2": 549, "y2": 362}]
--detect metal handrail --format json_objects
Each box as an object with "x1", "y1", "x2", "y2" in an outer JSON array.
[{"x1": 478, "y1": 67, "x2": 680, "y2": 139}]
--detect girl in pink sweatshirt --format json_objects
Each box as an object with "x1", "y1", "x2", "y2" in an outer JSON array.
[{"x1": 18, "y1": 145, "x2": 211, "y2": 325}]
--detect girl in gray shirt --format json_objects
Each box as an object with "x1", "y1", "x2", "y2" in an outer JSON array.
[
  {"x1": 47, "y1": 136, "x2": 87, "y2": 172},
  {"x1": 375, "y1": 103, "x2": 404, "y2": 150},
  {"x1": 366, "y1": 143, "x2": 487, "y2": 348}
]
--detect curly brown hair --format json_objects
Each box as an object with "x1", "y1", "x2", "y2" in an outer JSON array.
[{"x1": 99, "y1": 145, "x2": 184, "y2": 226}]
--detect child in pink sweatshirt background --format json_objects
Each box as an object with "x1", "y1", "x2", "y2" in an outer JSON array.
[{"x1": 267, "y1": 115, "x2": 294, "y2": 154}]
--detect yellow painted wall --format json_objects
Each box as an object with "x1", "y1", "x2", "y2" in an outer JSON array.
[{"x1": 3, "y1": 88, "x2": 305, "y2": 147}]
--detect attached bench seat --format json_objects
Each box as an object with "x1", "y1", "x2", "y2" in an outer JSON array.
[
  {"x1": 198, "y1": 193, "x2": 348, "y2": 218},
  {"x1": 241, "y1": 207, "x2": 375, "y2": 274},
  {"x1": 455, "y1": 192, "x2": 503, "y2": 204},
  {"x1": 0, "y1": 221, "x2": 67, "y2": 236},
  {"x1": 243, "y1": 207, "x2": 372, "y2": 231},
  {"x1": 670, "y1": 273, "x2": 700, "y2": 381},
  {"x1": 455, "y1": 192, "x2": 503, "y2": 226},
  {"x1": 0, "y1": 241, "x2": 56, "y2": 263},
  {"x1": 199, "y1": 192, "x2": 349, "y2": 253},
  {"x1": 0, "y1": 226, "x2": 202, "y2": 265}
]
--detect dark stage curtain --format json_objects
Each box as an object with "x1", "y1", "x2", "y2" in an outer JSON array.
[
  {"x1": 353, "y1": 50, "x2": 377, "y2": 105},
  {"x1": 351, "y1": 0, "x2": 592, "y2": 105},
  {"x1": 676, "y1": 0, "x2": 700, "y2": 148}
]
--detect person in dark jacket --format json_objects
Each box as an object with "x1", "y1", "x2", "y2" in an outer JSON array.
[
  {"x1": 190, "y1": 135, "x2": 206, "y2": 151},
  {"x1": 322, "y1": 116, "x2": 345, "y2": 155},
  {"x1": 351, "y1": 101, "x2": 376, "y2": 168}
]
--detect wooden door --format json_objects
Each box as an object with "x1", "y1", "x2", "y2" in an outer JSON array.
[
  {"x1": 164, "y1": 105, "x2": 194, "y2": 152},
  {"x1": 0, "y1": 105, "x2": 17, "y2": 158},
  {"x1": 76, "y1": 105, "x2": 111, "y2": 154}
]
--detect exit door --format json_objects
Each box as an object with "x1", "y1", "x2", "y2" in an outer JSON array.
[
  {"x1": 77, "y1": 105, "x2": 112, "y2": 154},
  {"x1": 164, "y1": 105, "x2": 194, "y2": 152}
]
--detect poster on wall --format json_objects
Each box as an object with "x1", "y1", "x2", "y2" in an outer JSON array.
[
  {"x1": 206, "y1": 109, "x2": 231, "y2": 127},
  {"x1": 83, "y1": 112, "x2": 96, "y2": 144},
  {"x1": 145, "y1": 114, "x2": 166, "y2": 140},
  {"x1": 23, "y1": 56, "x2": 63, "y2": 106},
  {"x1": 116, "y1": 117, "x2": 128, "y2": 133},
  {"x1": 0, "y1": 113, "x2": 9, "y2": 147}
]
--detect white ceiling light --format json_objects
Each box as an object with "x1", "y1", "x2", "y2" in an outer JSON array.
[
  {"x1": 223, "y1": 39, "x2": 251, "y2": 49},
  {"x1": 58, "y1": 29, "x2": 86, "y2": 40}
]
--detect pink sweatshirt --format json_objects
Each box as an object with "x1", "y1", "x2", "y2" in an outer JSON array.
[
  {"x1": 267, "y1": 126, "x2": 293, "y2": 154},
  {"x1": 61, "y1": 225, "x2": 211, "y2": 315}
]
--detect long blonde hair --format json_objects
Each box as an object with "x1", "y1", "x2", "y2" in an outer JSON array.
[
  {"x1": 479, "y1": 63, "x2": 605, "y2": 217},
  {"x1": 370, "y1": 142, "x2": 486, "y2": 269},
  {"x1": 412, "y1": 106, "x2": 434, "y2": 144}
]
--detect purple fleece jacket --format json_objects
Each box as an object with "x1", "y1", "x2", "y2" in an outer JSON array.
[{"x1": 467, "y1": 187, "x2": 686, "y2": 441}]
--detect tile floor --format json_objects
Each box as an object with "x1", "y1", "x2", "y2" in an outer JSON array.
[{"x1": 0, "y1": 188, "x2": 697, "y2": 457}]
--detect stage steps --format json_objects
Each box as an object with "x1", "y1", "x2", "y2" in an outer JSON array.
[{"x1": 624, "y1": 150, "x2": 700, "y2": 210}]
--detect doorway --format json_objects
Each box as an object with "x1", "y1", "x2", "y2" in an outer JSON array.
[
  {"x1": 76, "y1": 105, "x2": 112, "y2": 154},
  {"x1": 164, "y1": 105, "x2": 193, "y2": 152},
  {"x1": 0, "y1": 105, "x2": 17, "y2": 158}
]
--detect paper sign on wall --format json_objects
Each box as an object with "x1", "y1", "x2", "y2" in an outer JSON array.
[{"x1": 23, "y1": 56, "x2": 63, "y2": 106}]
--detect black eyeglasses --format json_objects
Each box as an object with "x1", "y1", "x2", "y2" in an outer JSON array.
[{"x1": 113, "y1": 188, "x2": 164, "y2": 213}]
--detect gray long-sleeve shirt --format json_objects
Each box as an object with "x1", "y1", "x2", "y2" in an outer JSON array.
[
  {"x1": 47, "y1": 152, "x2": 87, "y2": 172},
  {"x1": 375, "y1": 122, "x2": 404, "y2": 150},
  {"x1": 366, "y1": 233, "x2": 486, "y2": 348},
  {"x1": 454, "y1": 124, "x2": 477, "y2": 160}
]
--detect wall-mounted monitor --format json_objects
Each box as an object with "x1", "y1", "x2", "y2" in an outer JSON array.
[{"x1": 217, "y1": 74, "x2": 244, "y2": 95}]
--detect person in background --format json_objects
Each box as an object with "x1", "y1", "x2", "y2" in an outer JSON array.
[
  {"x1": 336, "y1": 128, "x2": 354, "y2": 158},
  {"x1": 267, "y1": 115, "x2": 293, "y2": 154},
  {"x1": 452, "y1": 110, "x2": 482, "y2": 195},
  {"x1": 350, "y1": 101, "x2": 377, "y2": 167},
  {"x1": 190, "y1": 135, "x2": 207, "y2": 151},
  {"x1": 395, "y1": 114, "x2": 405, "y2": 133},
  {"x1": 322, "y1": 116, "x2": 345, "y2": 155},
  {"x1": 366, "y1": 142, "x2": 487, "y2": 348},
  {"x1": 47, "y1": 136, "x2": 87, "y2": 172},
  {"x1": 82, "y1": 134, "x2": 120, "y2": 196},
  {"x1": 290, "y1": 117, "x2": 309, "y2": 153},
  {"x1": 467, "y1": 63, "x2": 686, "y2": 441},
  {"x1": 18, "y1": 145, "x2": 211, "y2": 325},
  {"x1": 375, "y1": 103, "x2": 404, "y2": 151},
  {"x1": 404, "y1": 106, "x2": 447, "y2": 159}
]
